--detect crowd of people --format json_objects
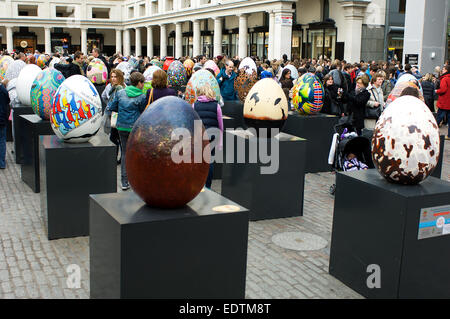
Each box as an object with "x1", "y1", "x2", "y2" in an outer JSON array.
[{"x1": 0, "y1": 48, "x2": 449, "y2": 184}]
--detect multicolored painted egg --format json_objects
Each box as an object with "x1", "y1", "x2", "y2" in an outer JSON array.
[
  {"x1": 16, "y1": 64, "x2": 42, "y2": 106},
  {"x1": 239, "y1": 57, "x2": 257, "y2": 75},
  {"x1": 87, "y1": 58, "x2": 108, "y2": 85},
  {"x1": 0, "y1": 56, "x2": 14, "y2": 81},
  {"x1": 163, "y1": 57, "x2": 174, "y2": 71},
  {"x1": 4, "y1": 60, "x2": 26, "y2": 81},
  {"x1": 36, "y1": 54, "x2": 48, "y2": 69},
  {"x1": 143, "y1": 65, "x2": 161, "y2": 82},
  {"x1": 126, "y1": 96, "x2": 210, "y2": 208},
  {"x1": 243, "y1": 78, "x2": 289, "y2": 133},
  {"x1": 184, "y1": 59, "x2": 195, "y2": 77},
  {"x1": 151, "y1": 59, "x2": 164, "y2": 69},
  {"x1": 51, "y1": 75, "x2": 102, "y2": 143},
  {"x1": 184, "y1": 69, "x2": 222, "y2": 105},
  {"x1": 167, "y1": 60, "x2": 187, "y2": 87},
  {"x1": 292, "y1": 73, "x2": 324, "y2": 115},
  {"x1": 234, "y1": 69, "x2": 258, "y2": 102},
  {"x1": 372, "y1": 96, "x2": 440, "y2": 185},
  {"x1": 397, "y1": 73, "x2": 422, "y2": 92},
  {"x1": 386, "y1": 81, "x2": 424, "y2": 107},
  {"x1": 116, "y1": 61, "x2": 133, "y2": 82},
  {"x1": 203, "y1": 60, "x2": 219, "y2": 76},
  {"x1": 30, "y1": 69, "x2": 65, "y2": 120},
  {"x1": 128, "y1": 57, "x2": 139, "y2": 70}
]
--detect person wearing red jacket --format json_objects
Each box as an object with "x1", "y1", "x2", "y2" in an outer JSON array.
[{"x1": 435, "y1": 65, "x2": 450, "y2": 139}]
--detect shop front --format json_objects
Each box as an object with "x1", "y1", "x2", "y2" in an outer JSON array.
[{"x1": 305, "y1": 21, "x2": 337, "y2": 61}]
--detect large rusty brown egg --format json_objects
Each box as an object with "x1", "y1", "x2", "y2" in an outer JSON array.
[
  {"x1": 372, "y1": 96, "x2": 440, "y2": 185},
  {"x1": 126, "y1": 96, "x2": 210, "y2": 208}
]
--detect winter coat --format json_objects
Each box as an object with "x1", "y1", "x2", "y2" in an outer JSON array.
[
  {"x1": 54, "y1": 62, "x2": 82, "y2": 79},
  {"x1": 436, "y1": 72, "x2": 450, "y2": 110},
  {"x1": 366, "y1": 84, "x2": 385, "y2": 110},
  {"x1": 0, "y1": 85, "x2": 11, "y2": 127},
  {"x1": 216, "y1": 68, "x2": 238, "y2": 101},
  {"x1": 348, "y1": 88, "x2": 370, "y2": 130},
  {"x1": 107, "y1": 86, "x2": 147, "y2": 132},
  {"x1": 381, "y1": 80, "x2": 393, "y2": 102},
  {"x1": 321, "y1": 84, "x2": 343, "y2": 115},
  {"x1": 421, "y1": 80, "x2": 436, "y2": 112}
]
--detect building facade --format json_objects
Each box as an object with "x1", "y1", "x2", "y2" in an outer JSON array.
[{"x1": 0, "y1": 0, "x2": 388, "y2": 62}]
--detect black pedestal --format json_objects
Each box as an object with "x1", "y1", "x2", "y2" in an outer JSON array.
[
  {"x1": 40, "y1": 135, "x2": 117, "y2": 240},
  {"x1": 221, "y1": 130, "x2": 306, "y2": 221},
  {"x1": 329, "y1": 169, "x2": 450, "y2": 298},
  {"x1": 89, "y1": 189, "x2": 249, "y2": 299},
  {"x1": 282, "y1": 112, "x2": 339, "y2": 173},
  {"x1": 6, "y1": 119, "x2": 12, "y2": 142},
  {"x1": 222, "y1": 101, "x2": 245, "y2": 129},
  {"x1": 362, "y1": 129, "x2": 445, "y2": 179},
  {"x1": 20, "y1": 115, "x2": 54, "y2": 193},
  {"x1": 12, "y1": 106, "x2": 35, "y2": 164},
  {"x1": 212, "y1": 116, "x2": 241, "y2": 180}
]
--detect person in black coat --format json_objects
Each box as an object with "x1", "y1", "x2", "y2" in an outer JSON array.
[
  {"x1": 421, "y1": 73, "x2": 436, "y2": 112},
  {"x1": 347, "y1": 75, "x2": 371, "y2": 136},
  {"x1": 321, "y1": 74, "x2": 344, "y2": 116},
  {"x1": 54, "y1": 51, "x2": 84, "y2": 78},
  {"x1": 0, "y1": 83, "x2": 11, "y2": 169}
]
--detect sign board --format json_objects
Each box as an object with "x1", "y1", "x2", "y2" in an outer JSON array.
[
  {"x1": 275, "y1": 16, "x2": 293, "y2": 26},
  {"x1": 405, "y1": 54, "x2": 419, "y2": 66},
  {"x1": 418, "y1": 205, "x2": 450, "y2": 240}
]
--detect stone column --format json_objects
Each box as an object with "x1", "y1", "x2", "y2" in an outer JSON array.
[
  {"x1": 81, "y1": 28, "x2": 87, "y2": 55},
  {"x1": 272, "y1": 10, "x2": 293, "y2": 60},
  {"x1": 193, "y1": 19, "x2": 201, "y2": 57},
  {"x1": 116, "y1": 29, "x2": 122, "y2": 55},
  {"x1": 44, "y1": 27, "x2": 51, "y2": 54},
  {"x1": 175, "y1": 22, "x2": 183, "y2": 58},
  {"x1": 6, "y1": 26, "x2": 13, "y2": 53},
  {"x1": 147, "y1": 26, "x2": 154, "y2": 58},
  {"x1": 338, "y1": 0, "x2": 370, "y2": 63},
  {"x1": 123, "y1": 28, "x2": 131, "y2": 56},
  {"x1": 268, "y1": 11, "x2": 275, "y2": 60},
  {"x1": 160, "y1": 24, "x2": 167, "y2": 57},
  {"x1": 213, "y1": 17, "x2": 223, "y2": 57},
  {"x1": 238, "y1": 14, "x2": 248, "y2": 59},
  {"x1": 135, "y1": 27, "x2": 142, "y2": 56}
]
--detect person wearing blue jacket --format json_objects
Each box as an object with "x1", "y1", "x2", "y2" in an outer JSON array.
[
  {"x1": 216, "y1": 60, "x2": 238, "y2": 101},
  {"x1": 0, "y1": 83, "x2": 11, "y2": 169},
  {"x1": 107, "y1": 72, "x2": 147, "y2": 190}
]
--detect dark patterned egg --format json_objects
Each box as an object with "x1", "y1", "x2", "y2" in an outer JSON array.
[{"x1": 234, "y1": 69, "x2": 258, "y2": 102}]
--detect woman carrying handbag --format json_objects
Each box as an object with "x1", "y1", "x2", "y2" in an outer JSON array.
[{"x1": 364, "y1": 72, "x2": 385, "y2": 130}]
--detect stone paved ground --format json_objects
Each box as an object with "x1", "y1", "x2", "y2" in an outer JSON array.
[{"x1": 0, "y1": 131, "x2": 449, "y2": 299}]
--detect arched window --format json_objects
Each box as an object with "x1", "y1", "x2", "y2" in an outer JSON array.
[{"x1": 323, "y1": 0, "x2": 330, "y2": 20}]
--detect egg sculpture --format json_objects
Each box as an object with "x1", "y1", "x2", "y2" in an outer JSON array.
[
  {"x1": 239, "y1": 57, "x2": 257, "y2": 75},
  {"x1": 143, "y1": 65, "x2": 161, "y2": 82},
  {"x1": 126, "y1": 96, "x2": 210, "y2": 208},
  {"x1": 151, "y1": 59, "x2": 164, "y2": 69},
  {"x1": 163, "y1": 57, "x2": 174, "y2": 71},
  {"x1": 49, "y1": 57, "x2": 61, "y2": 69},
  {"x1": 372, "y1": 96, "x2": 440, "y2": 185},
  {"x1": 397, "y1": 73, "x2": 423, "y2": 92},
  {"x1": 203, "y1": 60, "x2": 220, "y2": 76},
  {"x1": 386, "y1": 81, "x2": 424, "y2": 107},
  {"x1": 87, "y1": 58, "x2": 108, "y2": 85},
  {"x1": 116, "y1": 61, "x2": 133, "y2": 82},
  {"x1": 184, "y1": 69, "x2": 222, "y2": 105},
  {"x1": 16, "y1": 64, "x2": 42, "y2": 106},
  {"x1": 292, "y1": 73, "x2": 324, "y2": 115},
  {"x1": 0, "y1": 56, "x2": 14, "y2": 81},
  {"x1": 167, "y1": 60, "x2": 187, "y2": 87},
  {"x1": 30, "y1": 69, "x2": 65, "y2": 120},
  {"x1": 184, "y1": 59, "x2": 195, "y2": 78},
  {"x1": 243, "y1": 78, "x2": 289, "y2": 135},
  {"x1": 234, "y1": 69, "x2": 258, "y2": 102},
  {"x1": 128, "y1": 57, "x2": 139, "y2": 70},
  {"x1": 37, "y1": 54, "x2": 48, "y2": 69},
  {"x1": 284, "y1": 64, "x2": 299, "y2": 80},
  {"x1": 50, "y1": 75, "x2": 102, "y2": 143},
  {"x1": 4, "y1": 60, "x2": 26, "y2": 81}
]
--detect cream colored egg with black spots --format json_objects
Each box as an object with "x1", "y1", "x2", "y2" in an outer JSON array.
[
  {"x1": 372, "y1": 96, "x2": 440, "y2": 185},
  {"x1": 243, "y1": 78, "x2": 288, "y2": 136}
]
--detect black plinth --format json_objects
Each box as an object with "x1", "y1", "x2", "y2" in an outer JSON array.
[
  {"x1": 282, "y1": 112, "x2": 339, "y2": 173},
  {"x1": 6, "y1": 119, "x2": 12, "y2": 142},
  {"x1": 329, "y1": 169, "x2": 450, "y2": 299},
  {"x1": 40, "y1": 134, "x2": 117, "y2": 240},
  {"x1": 222, "y1": 101, "x2": 245, "y2": 129},
  {"x1": 89, "y1": 189, "x2": 249, "y2": 299},
  {"x1": 20, "y1": 115, "x2": 54, "y2": 193},
  {"x1": 362, "y1": 129, "x2": 445, "y2": 179},
  {"x1": 212, "y1": 116, "x2": 241, "y2": 180},
  {"x1": 221, "y1": 130, "x2": 306, "y2": 221},
  {"x1": 12, "y1": 106, "x2": 35, "y2": 164}
]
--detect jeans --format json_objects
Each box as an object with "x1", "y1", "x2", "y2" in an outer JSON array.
[
  {"x1": 118, "y1": 130, "x2": 130, "y2": 186},
  {"x1": 0, "y1": 126, "x2": 6, "y2": 168},
  {"x1": 436, "y1": 108, "x2": 450, "y2": 136}
]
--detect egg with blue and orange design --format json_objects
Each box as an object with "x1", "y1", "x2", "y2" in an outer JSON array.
[{"x1": 50, "y1": 75, "x2": 102, "y2": 143}]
